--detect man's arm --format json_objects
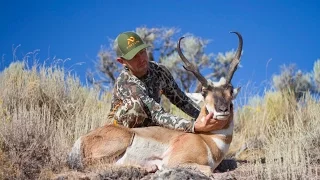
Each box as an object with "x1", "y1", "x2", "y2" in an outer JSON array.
[
  {"x1": 159, "y1": 64, "x2": 200, "y2": 118},
  {"x1": 116, "y1": 73, "x2": 196, "y2": 132}
]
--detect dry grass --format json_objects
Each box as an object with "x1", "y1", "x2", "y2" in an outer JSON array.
[
  {"x1": 0, "y1": 61, "x2": 112, "y2": 179},
  {"x1": 228, "y1": 90, "x2": 320, "y2": 179},
  {"x1": 0, "y1": 59, "x2": 319, "y2": 179}
]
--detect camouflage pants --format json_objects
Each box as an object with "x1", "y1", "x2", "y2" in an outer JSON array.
[{"x1": 108, "y1": 97, "x2": 153, "y2": 128}]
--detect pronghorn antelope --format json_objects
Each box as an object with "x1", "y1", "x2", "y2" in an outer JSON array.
[{"x1": 67, "y1": 32, "x2": 243, "y2": 175}]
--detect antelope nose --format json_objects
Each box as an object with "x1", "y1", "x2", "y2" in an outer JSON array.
[{"x1": 219, "y1": 106, "x2": 228, "y2": 112}]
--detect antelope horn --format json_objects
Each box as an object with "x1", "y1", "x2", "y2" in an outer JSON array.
[
  {"x1": 225, "y1": 31, "x2": 243, "y2": 84},
  {"x1": 177, "y1": 37, "x2": 208, "y2": 88}
]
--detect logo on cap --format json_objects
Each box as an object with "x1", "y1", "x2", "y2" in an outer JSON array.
[
  {"x1": 126, "y1": 36, "x2": 140, "y2": 49},
  {"x1": 127, "y1": 36, "x2": 135, "y2": 45}
]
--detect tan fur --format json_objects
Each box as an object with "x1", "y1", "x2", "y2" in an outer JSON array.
[
  {"x1": 81, "y1": 125, "x2": 134, "y2": 166},
  {"x1": 167, "y1": 133, "x2": 209, "y2": 166},
  {"x1": 132, "y1": 126, "x2": 184, "y2": 144},
  {"x1": 198, "y1": 104, "x2": 209, "y2": 118}
]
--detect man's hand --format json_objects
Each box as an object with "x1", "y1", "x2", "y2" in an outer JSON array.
[{"x1": 194, "y1": 112, "x2": 228, "y2": 132}]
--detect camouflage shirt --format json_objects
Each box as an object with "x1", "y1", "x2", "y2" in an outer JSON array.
[{"x1": 108, "y1": 61, "x2": 200, "y2": 132}]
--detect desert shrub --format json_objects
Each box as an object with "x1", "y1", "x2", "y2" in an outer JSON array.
[{"x1": 0, "y1": 61, "x2": 112, "y2": 179}]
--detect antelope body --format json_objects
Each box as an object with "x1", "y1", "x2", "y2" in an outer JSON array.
[{"x1": 67, "y1": 32, "x2": 243, "y2": 175}]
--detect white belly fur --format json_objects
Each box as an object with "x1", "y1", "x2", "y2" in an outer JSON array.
[{"x1": 116, "y1": 135, "x2": 169, "y2": 169}]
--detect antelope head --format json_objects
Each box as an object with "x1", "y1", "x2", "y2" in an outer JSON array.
[{"x1": 177, "y1": 32, "x2": 243, "y2": 121}]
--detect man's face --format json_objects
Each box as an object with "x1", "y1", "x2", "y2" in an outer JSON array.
[{"x1": 118, "y1": 49, "x2": 149, "y2": 77}]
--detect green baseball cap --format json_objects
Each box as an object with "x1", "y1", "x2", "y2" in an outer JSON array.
[{"x1": 116, "y1": 31, "x2": 149, "y2": 60}]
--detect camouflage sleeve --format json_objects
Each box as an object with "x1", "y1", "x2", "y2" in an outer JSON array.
[
  {"x1": 159, "y1": 64, "x2": 200, "y2": 119},
  {"x1": 117, "y1": 75, "x2": 196, "y2": 133}
]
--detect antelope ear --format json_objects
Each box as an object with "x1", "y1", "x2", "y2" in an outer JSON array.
[{"x1": 232, "y1": 87, "x2": 241, "y2": 99}]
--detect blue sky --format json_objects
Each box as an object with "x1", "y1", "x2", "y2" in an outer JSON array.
[{"x1": 1, "y1": 0, "x2": 319, "y2": 93}]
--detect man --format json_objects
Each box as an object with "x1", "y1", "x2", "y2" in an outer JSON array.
[{"x1": 107, "y1": 31, "x2": 224, "y2": 133}]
